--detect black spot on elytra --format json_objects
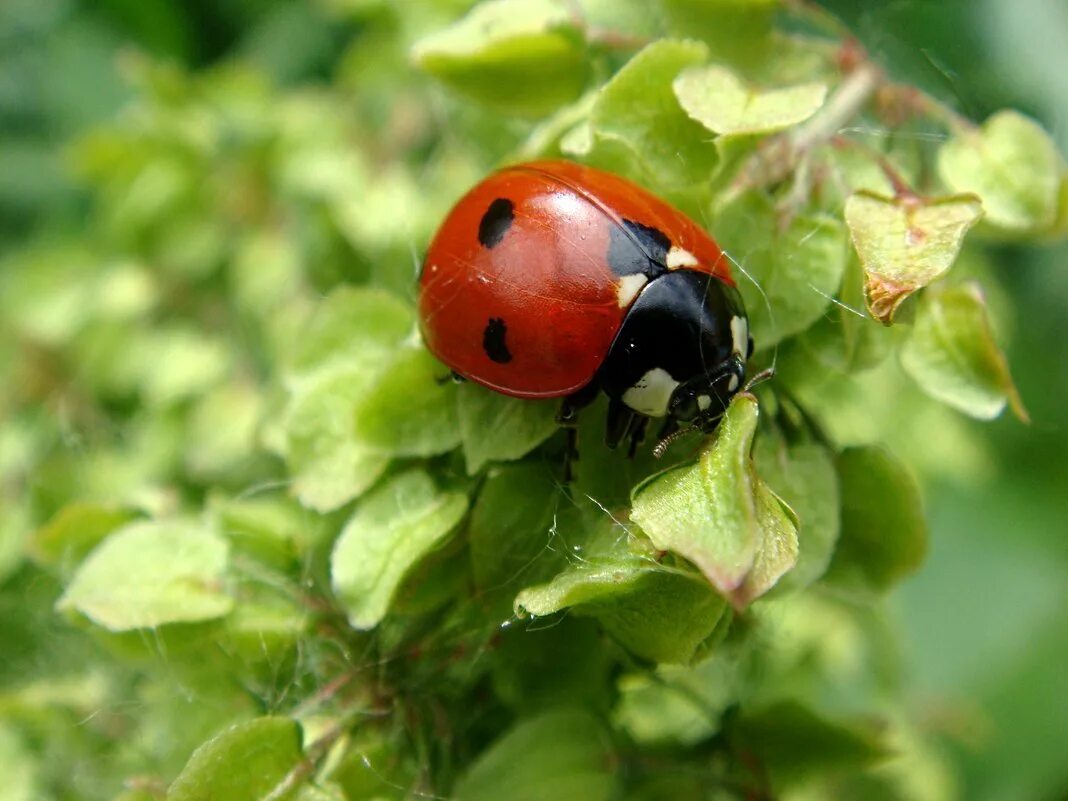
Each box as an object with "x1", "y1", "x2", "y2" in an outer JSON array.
[
  {"x1": 483, "y1": 317, "x2": 512, "y2": 363},
  {"x1": 607, "y1": 219, "x2": 672, "y2": 279},
  {"x1": 478, "y1": 198, "x2": 514, "y2": 248}
]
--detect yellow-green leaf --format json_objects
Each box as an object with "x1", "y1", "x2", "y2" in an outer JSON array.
[
  {"x1": 58, "y1": 521, "x2": 232, "y2": 631},
  {"x1": 590, "y1": 39, "x2": 716, "y2": 187},
  {"x1": 938, "y1": 110, "x2": 1063, "y2": 234},
  {"x1": 412, "y1": 0, "x2": 589, "y2": 117},
  {"x1": 844, "y1": 190, "x2": 983, "y2": 324},
  {"x1": 900, "y1": 283, "x2": 1027, "y2": 421},
  {"x1": 674, "y1": 65, "x2": 826, "y2": 136}
]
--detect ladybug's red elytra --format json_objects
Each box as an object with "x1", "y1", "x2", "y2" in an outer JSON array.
[{"x1": 419, "y1": 160, "x2": 751, "y2": 455}]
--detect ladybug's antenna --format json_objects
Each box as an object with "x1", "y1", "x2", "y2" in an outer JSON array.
[
  {"x1": 652, "y1": 427, "x2": 696, "y2": 459},
  {"x1": 743, "y1": 366, "x2": 776, "y2": 393}
]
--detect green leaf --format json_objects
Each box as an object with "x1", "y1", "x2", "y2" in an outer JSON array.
[
  {"x1": 515, "y1": 555, "x2": 728, "y2": 664},
  {"x1": 453, "y1": 710, "x2": 615, "y2": 801},
  {"x1": 492, "y1": 619, "x2": 613, "y2": 714},
  {"x1": 285, "y1": 286, "x2": 413, "y2": 383},
  {"x1": 572, "y1": 396, "x2": 673, "y2": 510},
  {"x1": 743, "y1": 480, "x2": 801, "y2": 606},
  {"x1": 168, "y1": 717, "x2": 303, "y2": 801},
  {"x1": 28, "y1": 502, "x2": 141, "y2": 575},
  {"x1": 468, "y1": 464, "x2": 562, "y2": 595},
  {"x1": 327, "y1": 730, "x2": 418, "y2": 800},
  {"x1": 133, "y1": 328, "x2": 230, "y2": 407},
  {"x1": 590, "y1": 39, "x2": 717, "y2": 187},
  {"x1": 58, "y1": 520, "x2": 233, "y2": 631},
  {"x1": 825, "y1": 447, "x2": 927, "y2": 592},
  {"x1": 778, "y1": 255, "x2": 893, "y2": 382},
  {"x1": 230, "y1": 231, "x2": 303, "y2": 317},
  {"x1": 0, "y1": 724, "x2": 37, "y2": 801},
  {"x1": 572, "y1": 0, "x2": 664, "y2": 40},
  {"x1": 716, "y1": 193, "x2": 849, "y2": 347},
  {"x1": 352, "y1": 346, "x2": 462, "y2": 458},
  {"x1": 844, "y1": 190, "x2": 983, "y2": 324},
  {"x1": 674, "y1": 65, "x2": 826, "y2": 136},
  {"x1": 185, "y1": 381, "x2": 262, "y2": 480},
  {"x1": 223, "y1": 589, "x2": 307, "y2": 664},
  {"x1": 458, "y1": 382, "x2": 560, "y2": 474},
  {"x1": 331, "y1": 470, "x2": 468, "y2": 629},
  {"x1": 614, "y1": 655, "x2": 737, "y2": 746},
  {"x1": 660, "y1": 0, "x2": 776, "y2": 69},
  {"x1": 0, "y1": 504, "x2": 30, "y2": 585},
  {"x1": 412, "y1": 0, "x2": 589, "y2": 117},
  {"x1": 731, "y1": 701, "x2": 886, "y2": 788},
  {"x1": 900, "y1": 283, "x2": 1027, "y2": 421},
  {"x1": 630, "y1": 394, "x2": 798, "y2": 607},
  {"x1": 753, "y1": 428, "x2": 840, "y2": 592},
  {"x1": 280, "y1": 288, "x2": 419, "y2": 510},
  {"x1": 938, "y1": 110, "x2": 1063, "y2": 234},
  {"x1": 284, "y1": 366, "x2": 391, "y2": 513},
  {"x1": 211, "y1": 494, "x2": 318, "y2": 571}
]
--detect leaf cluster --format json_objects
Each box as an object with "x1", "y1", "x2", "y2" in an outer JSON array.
[{"x1": 0, "y1": 1, "x2": 1063, "y2": 800}]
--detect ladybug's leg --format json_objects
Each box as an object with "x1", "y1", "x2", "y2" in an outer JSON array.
[
  {"x1": 435, "y1": 370, "x2": 466, "y2": 386},
  {"x1": 557, "y1": 384, "x2": 598, "y2": 483},
  {"x1": 563, "y1": 428, "x2": 579, "y2": 484},
  {"x1": 626, "y1": 416, "x2": 649, "y2": 459},
  {"x1": 605, "y1": 398, "x2": 636, "y2": 450},
  {"x1": 556, "y1": 381, "x2": 600, "y2": 425}
]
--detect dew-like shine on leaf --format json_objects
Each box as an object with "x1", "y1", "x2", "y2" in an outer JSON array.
[{"x1": 844, "y1": 190, "x2": 982, "y2": 324}]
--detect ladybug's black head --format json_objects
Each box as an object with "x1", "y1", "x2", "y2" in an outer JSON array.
[
  {"x1": 601, "y1": 269, "x2": 751, "y2": 431},
  {"x1": 666, "y1": 353, "x2": 747, "y2": 431}
]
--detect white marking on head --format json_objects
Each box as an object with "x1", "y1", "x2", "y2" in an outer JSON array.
[
  {"x1": 622, "y1": 368, "x2": 679, "y2": 417},
  {"x1": 616, "y1": 273, "x2": 648, "y2": 307},
  {"x1": 666, "y1": 246, "x2": 699, "y2": 269},
  {"x1": 728, "y1": 374, "x2": 739, "y2": 392},
  {"x1": 730, "y1": 315, "x2": 748, "y2": 357},
  {"x1": 697, "y1": 394, "x2": 712, "y2": 412}
]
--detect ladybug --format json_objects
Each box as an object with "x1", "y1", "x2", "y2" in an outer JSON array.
[{"x1": 419, "y1": 160, "x2": 751, "y2": 455}]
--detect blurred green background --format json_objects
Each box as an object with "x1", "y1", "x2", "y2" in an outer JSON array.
[{"x1": 1, "y1": 1, "x2": 1065, "y2": 799}]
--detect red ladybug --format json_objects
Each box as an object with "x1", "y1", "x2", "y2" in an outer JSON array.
[{"x1": 419, "y1": 160, "x2": 751, "y2": 454}]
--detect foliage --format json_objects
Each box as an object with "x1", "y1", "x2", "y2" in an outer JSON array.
[{"x1": 0, "y1": 1, "x2": 1066, "y2": 800}]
